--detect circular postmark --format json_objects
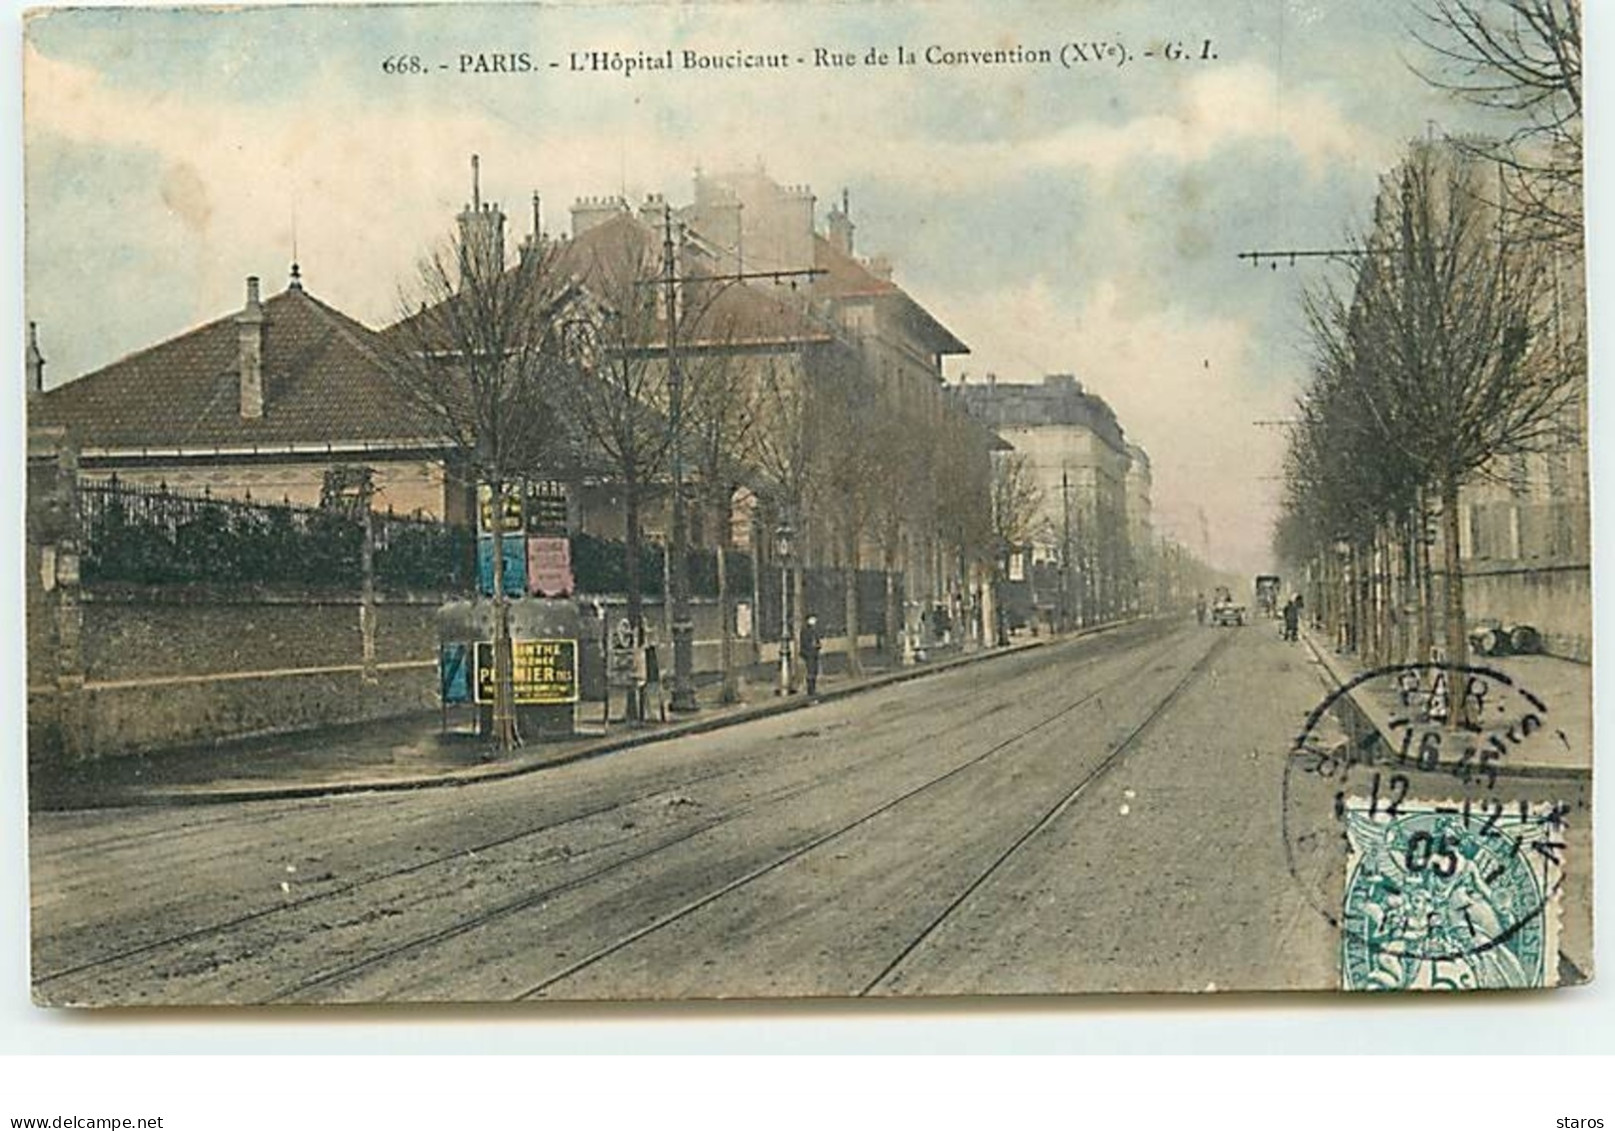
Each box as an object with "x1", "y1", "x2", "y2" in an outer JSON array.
[{"x1": 1281, "y1": 662, "x2": 1575, "y2": 986}]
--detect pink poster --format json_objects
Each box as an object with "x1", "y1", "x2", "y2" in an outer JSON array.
[{"x1": 528, "y1": 536, "x2": 574, "y2": 598}]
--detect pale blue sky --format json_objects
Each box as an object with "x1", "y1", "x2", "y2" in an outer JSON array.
[{"x1": 23, "y1": 0, "x2": 1534, "y2": 572}]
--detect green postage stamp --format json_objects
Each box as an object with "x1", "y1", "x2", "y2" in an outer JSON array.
[{"x1": 1342, "y1": 796, "x2": 1564, "y2": 991}]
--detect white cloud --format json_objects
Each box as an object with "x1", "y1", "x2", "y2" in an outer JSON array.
[
  {"x1": 25, "y1": 42, "x2": 538, "y2": 329},
  {"x1": 21, "y1": 9, "x2": 1397, "y2": 574},
  {"x1": 941, "y1": 276, "x2": 1295, "y2": 575}
]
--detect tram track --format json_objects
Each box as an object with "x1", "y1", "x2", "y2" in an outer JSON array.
[
  {"x1": 265, "y1": 625, "x2": 1205, "y2": 1004},
  {"x1": 506, "y1": 630, "x2": 1232, "y2": 1001},
  {"x1": 861, "y1": 629, "x2": 1233, "y2": 994},
  {"x1": 32, "y1": 621, "x2": 1173, "y2": 1002},
  {"x1": 497, "y1": 633, "x2": 1227, "y2": 1001}
]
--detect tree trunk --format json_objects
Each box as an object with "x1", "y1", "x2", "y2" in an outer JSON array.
[
  {"x1": 1372, "y1": 526, "x2": 1388, "y2": 668},
  {"x1": 1394, "y1": 515, "x2": 1410, "y2": 665},
  {"x1": 1380, "y1": 524, "x2": 1394, "y2": 667},
  {"x1": 1365, "y1": 531, "x2": 1378, "y2": 665},
  {"x1": 882, "y1": 531, "x2": 901, "y2": 659},
  {"x1": 1344, "y1": 546, "x2": 1358, "y2": 654},
  {"x1": 623, "y1": 477, "x2": 643, "y2": 722},
  {"x1": 1350, "y1": 543, "x2": 1363, "y2": 656},
  {"x1": 843, "y1": 527, "x2": 863, "y2": 677},
  {"x1": 489, "y1": 480, "x2": 518, "y2": 751},
  {"x1": 789, "y1": 529, "x2": 807, "y2": 692},
  {"x1": 1358, "y1": 539, "x2": 1373, "y2": 663},
  {"x1": 751, "y1": 514, "x2": 765, "y2": 670},
  {"x1": 1416, "y1": 488, "x2": 1436, "y2": 664},
  {"x1": 1441, "y1": 475, "x2": 1468, "y2": 670},
  {"x1": 717, "y1": 528, "x2": 738, "y2": 704},
  {"x1": 1401, "y1": 510, "x2": 1418, "y2": 665}
]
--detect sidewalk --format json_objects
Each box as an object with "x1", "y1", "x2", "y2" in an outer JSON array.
[
  {"x1": 30, "y1": 630, "x2": 1082, "y2": 811},
  {"x1": 1300, "y1": 628, "x2": 1592, "y2": 779}
]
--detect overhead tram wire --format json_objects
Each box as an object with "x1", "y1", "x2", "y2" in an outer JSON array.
[{"x1": 1235, "y1": 245, "x2": 1427, "y2": 269}]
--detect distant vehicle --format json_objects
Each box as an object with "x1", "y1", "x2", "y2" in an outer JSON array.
[
  {"x1": 1210, "y1": 585, "x2": 1246, "y2": 627},
  {"x1": 1254, "y1": 575, "x2": 1281, "y2": 618}
]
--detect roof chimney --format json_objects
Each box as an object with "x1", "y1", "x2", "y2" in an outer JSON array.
[
  {"x1": 237, "y1": 276, "x2": 266, "y2": 419},
  {"x1": 827, "y1": 188, "x2": 855, "y2": 256},
  {"x1": 457, "y1": 154, "x2": 506, "y2": 280},
  {"x1": 519, "y1": 192, "x2": 545, "y2": 263},
  {"x1": 25, "y1": 321, "x2": 44, "y2": 397}
]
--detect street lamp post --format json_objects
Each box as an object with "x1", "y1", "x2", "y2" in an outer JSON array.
[
  {"x1": 775, "y1": 519, "x2": 794, "y2": 696},
  {"x1": 643, "y1": 209, "x2": 821, "y2": 713},
  {"x1": 662, "y1": 211, "x2": 699, "y2": 714}
]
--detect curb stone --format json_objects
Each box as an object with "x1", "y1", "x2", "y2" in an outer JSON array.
[
  {"x1": 1297, "y1": 631, "x2": 1590, "y2": 783},
  {"x1": 110, "y1": 619, "x2": 1145, "y2": 808}
]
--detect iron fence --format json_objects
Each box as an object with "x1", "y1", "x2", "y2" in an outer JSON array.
[
  {"x1": 78, "y1": 477, "x2": 469, "y2": 590},
  {"x1": 74, "y1": 478, "x2": 892, "y2": 617},
  {"x1": 570, "y1": 531, "x2": 756, "y2": 599}
]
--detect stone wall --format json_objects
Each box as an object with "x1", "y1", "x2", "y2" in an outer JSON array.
[
  {"x1": 27, "y1": 434, "x2": 446, "y2": 763},
  {"x1": 35, "y1": 587, "x2": 870, "y2": 760},
  {"x1": 1463, "y1": 562, "x2": 1591, "y2": 663},
  {"x1": 66, "y1": 588, "x2": 441, "y2": 759},
  {"x1": 26, "y1": 433, "x2": 890, "y2": 763}
]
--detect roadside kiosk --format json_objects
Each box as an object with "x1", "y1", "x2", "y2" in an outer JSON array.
[
  {"x1": 436, "y1": 481, "x2": 582, "y2": 742},
  {"x1": 438, "y1": 599, "x2": 583, "y2": 741}
]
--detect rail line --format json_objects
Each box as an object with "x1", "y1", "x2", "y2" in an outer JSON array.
[
  {"x1": 32, "y1": 773, "x2": 726, "y2": 989},
  {"x1": 264, "y1": 624, "x2": 1190, "y2": 1004},
  {"x1": 33, "y1": 621, "x2": 1168, "y2": 997},
  {"x1": 861, "y1": 629, "x2": 1233, "y2": 994},
  {"x1": 508, "y1": 630, "x2": 1230, "y2": 1001}
]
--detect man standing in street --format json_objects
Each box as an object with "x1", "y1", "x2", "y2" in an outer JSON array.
[
  {"x1": 1282, "y1": 595, "x2": 1300, "y2": 643},
  {"x1": 800, "y1": 614, "x2": 823, "y2": 696}
]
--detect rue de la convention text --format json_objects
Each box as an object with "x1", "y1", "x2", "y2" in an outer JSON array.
[{"x1": 381, "y1": 40, "x2": 1222, "y2": 78}]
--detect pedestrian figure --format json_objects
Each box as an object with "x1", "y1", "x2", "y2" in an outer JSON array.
[
  {"x1": 1282, "y1": 595, "x2": 1300, "y2": 643},
  {"x1": 1195, "y1": 593, "x2": 1207, "y2": 626},
  {"x1": 800, "y1": 614, "x2": 823, "y2": 696}
]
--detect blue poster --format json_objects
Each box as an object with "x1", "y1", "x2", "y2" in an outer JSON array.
[
  {"x1": 476, "y1": 535, "x2": 527, "y2": 597},
  {"x1": 439, "y1": 642, "x2": 471, "y2": 705}
]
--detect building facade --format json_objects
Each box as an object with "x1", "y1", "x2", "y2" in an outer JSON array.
[
  {"x1": 643, "y1": 167, "x2": 989, "y2": 647},
  {"x1": 30, "y1": 271, "x2": 463, "y2": 521},
  {"x1": 32, "y1": 160, "x2": 1001, "y2": 657},
  {"x1": 954, "y1": 373, "x2": 1139, "y2": 627},
  {"x1": 1124, "y1": 443, "x2": 1154, "y2": 612}
]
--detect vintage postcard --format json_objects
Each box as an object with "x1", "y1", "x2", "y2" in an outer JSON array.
[{"x1": 22, "y1": 0, "x2": 1589, "y2": 1005}]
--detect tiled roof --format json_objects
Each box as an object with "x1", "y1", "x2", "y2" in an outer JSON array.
[
  {"x1": 555, "y1": 213, "x2": 839, "y2": 348},
  {"x1": 33, "y1": 285, "x2": 443, "y2": 452},
  {"x1": 809, "y1": 235, "x2": 900, "y2": 300},
  {"x1": 810, "y1": 235, "x2": 969, "y2": 356}
]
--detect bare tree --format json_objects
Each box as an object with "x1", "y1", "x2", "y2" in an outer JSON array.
[
  {"x1": 386, "y1": 217, "x2": 570, "y2": 751},
  {"x1": 988, "y1": 450, "x2": 1042, "y2": 643},
  {"x1": 990, "y1": 452, "x2": 1043, "y2": 548},
  {"x1": 555, "y1": 226, "x2": 675, "y2": 717},
  {"x1": 746, "y1": 346, "x2": 830, "y2": 687},
  {"x1": 1303, "y1": 141, "x2": 1579, "y2": 668},
  {"x1": 931, "y1": 404, "x2": 997, "y2": 641},
  {"x1": 681, "y1": 310, "x2": 765, "y2": 702},
  {"x1": 1280, "y1": 346, "x2": 1425, "y2": 661},
  {"x1": 1413, "y1": 0, "x2": 1582, "y2": 248},
  {"x1": 869, "y1": 412, "x2": 932, "y2": 657},
  {"x1": 814, "y1": 347, "x2": 885, "y2": 676}
]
